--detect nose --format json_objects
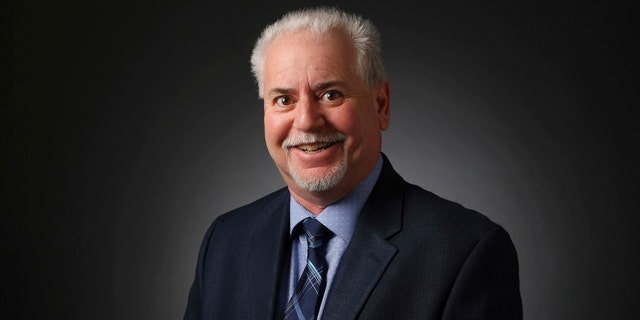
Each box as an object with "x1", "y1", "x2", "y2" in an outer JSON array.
[{"x1": 292, "y1": 95, "x2": 325, "y2": 131}]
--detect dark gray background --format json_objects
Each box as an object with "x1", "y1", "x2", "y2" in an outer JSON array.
[{"x1": 3, "y1": 0, "x2": 638, "y2": 319}]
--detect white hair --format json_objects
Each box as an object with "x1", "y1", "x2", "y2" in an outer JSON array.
[{"x1": 250, "y1": 7, "x2": 387, "y2": 97}]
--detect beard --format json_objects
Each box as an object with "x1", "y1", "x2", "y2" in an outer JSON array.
[{"x1": 282, "y1": 132, "x2": 348, "y2": 192}]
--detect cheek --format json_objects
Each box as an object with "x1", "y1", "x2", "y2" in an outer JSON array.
[
  {"x1": 335, "y1": 108, "x2": 381, "y2": 153},
  {"x1": 331, "y1": 108, "x2": 369, "y2": 138},
  {"x1": 264, "y1": 113, "x2": 289, "y2": 145},
  {"x1": 263, "y1": 120, "x2": 283, "y2": 162}
]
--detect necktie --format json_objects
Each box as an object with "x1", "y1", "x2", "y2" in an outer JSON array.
[{"x1": 284, "y1": 218, "x2": 333, "y2": 320}]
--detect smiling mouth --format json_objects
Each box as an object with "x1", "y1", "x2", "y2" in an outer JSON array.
[
  {"x1": 295, "y1": 142, "x2": 336, "y2": 153},
  {"x1": 283, "y1": 132, "x2": 347, "y2": 154}
]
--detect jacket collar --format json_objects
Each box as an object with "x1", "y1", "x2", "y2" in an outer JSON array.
[
  {"x1": 246, "y1": 189, "x2": 291, "y2": 319},
  {"x1": 322, "y1": 153, "x2": 406, "y2": 319}
]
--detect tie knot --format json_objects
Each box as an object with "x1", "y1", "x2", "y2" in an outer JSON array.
[{"x1": 302, "y1": 218, "x2": 331, "y2": 249}]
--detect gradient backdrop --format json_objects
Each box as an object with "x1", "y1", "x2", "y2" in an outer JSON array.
[{"x1": 4, "y1": 1, "x2": 638, "y2": 319}]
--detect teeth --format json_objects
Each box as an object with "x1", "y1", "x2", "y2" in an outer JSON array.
[{"x1": 297, "y1": 142, "x2": 333, "y2": 152}]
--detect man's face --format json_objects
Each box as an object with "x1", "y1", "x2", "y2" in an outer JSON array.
[{"x1": 262, "y1": 29, "x2": 390, "y2": 202}]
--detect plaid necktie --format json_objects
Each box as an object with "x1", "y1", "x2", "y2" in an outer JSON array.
[{"x1": 284, "y1": 218, "x2": 333, "y2": 320}]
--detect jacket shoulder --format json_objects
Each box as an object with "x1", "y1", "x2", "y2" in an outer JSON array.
[
  {"x1": 402, "y1": 183, "x2": 502, "y2": 241},
  {"x1": 213, "y1": 187, "x2": 289, "y2": 225}
]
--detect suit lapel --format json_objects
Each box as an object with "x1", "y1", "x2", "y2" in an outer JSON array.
[
  {"x1": 246, "y1": 189, "x2": 291, "y2": 319},
  {"x1": 322, "y1": 156, "x2": 406, "y2": 319}
]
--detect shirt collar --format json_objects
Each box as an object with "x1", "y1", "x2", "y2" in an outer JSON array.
[{"x1": 289, "y1": 154, "x2": 383, "y2": 244}]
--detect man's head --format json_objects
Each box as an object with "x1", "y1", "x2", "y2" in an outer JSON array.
[{"x1": 251, "y1": 7, "x2": 391, "y2": 211}]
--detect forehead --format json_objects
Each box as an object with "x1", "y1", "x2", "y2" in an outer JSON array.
[{"x1": 262, "y1": 29, "x2": 358, "y2": 86}]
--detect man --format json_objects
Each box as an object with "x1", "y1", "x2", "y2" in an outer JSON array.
[{"x1": 184, "y1": 7, "x2": 522, "y2": 320}]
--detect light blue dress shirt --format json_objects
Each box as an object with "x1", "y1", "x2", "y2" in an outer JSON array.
[{"x1": 288, "y1": 155, "x2": 383, "y2": 319}]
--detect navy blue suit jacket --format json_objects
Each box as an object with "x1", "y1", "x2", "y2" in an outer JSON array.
[{"x1": 184, "y1": 154, "x2": 522, "y2": 319}]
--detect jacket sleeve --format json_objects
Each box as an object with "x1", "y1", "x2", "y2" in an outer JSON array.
[{"x1": 441, "y1": 225, "x2": 523, "y2": 319}]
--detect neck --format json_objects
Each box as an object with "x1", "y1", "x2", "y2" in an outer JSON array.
[
  {"x1": 287, "y1": 165, "x2": 376, "y2": 214},
  {"x1": 288, "y1": 187, "x2": 350, "y2": 215}
]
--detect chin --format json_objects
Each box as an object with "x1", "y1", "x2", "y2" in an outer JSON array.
[{"x1": 290, "y1": 160, "x2": 348, "y2": 192}]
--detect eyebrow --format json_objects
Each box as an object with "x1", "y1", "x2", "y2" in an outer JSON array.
[
  {"x1": 266, "y1": 87, "x2": 295, "y2": 98},
  {"x1": 266, "y1": 81, "x2": 346, "y2": 98},
  {"x1": 312, "y1": 81, "x2": 346, "y2": 91}
]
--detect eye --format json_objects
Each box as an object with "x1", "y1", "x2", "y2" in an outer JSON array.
[
  {"x1": 321, "y1": 90, "x2": 343, "y2": 102},
  {"x1": 275, "y1": 95, "x2": 293, "y2": 107}
]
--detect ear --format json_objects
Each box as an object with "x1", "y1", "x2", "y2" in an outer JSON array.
[{"x1": 375, "y1": 81, "x2": 391, "y2": 131}]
